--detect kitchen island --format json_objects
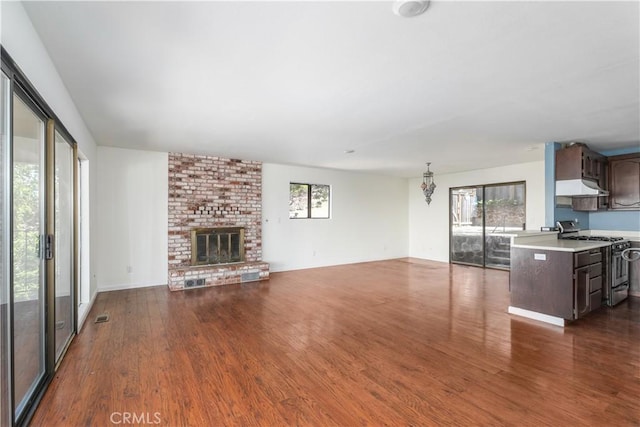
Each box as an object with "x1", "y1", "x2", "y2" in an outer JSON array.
[{"x1": 508, "y1": 233, "x2": 610, "y2": 326}]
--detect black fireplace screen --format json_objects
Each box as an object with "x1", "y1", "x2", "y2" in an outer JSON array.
[{"x1": 191, "y1": 227, "x2": 245, "y2": 266}]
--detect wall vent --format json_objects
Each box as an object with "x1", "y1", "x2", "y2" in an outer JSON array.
[
  {"x1": 185, "y1": 278, "x2": 205, "y2": 288},
  {"x1": 241, "y1": 271, "x2": 260, "y2": 283}
]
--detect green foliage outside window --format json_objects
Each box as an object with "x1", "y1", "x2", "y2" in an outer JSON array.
[
  {"x1": 13, "y1": 162, "x2": 41, "y2": 301},
  {"x1": 289, "y1": 183, "x2": 330, "y2": 219}
]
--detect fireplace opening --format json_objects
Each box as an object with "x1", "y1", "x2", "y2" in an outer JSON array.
[{"x1": 191, "y1": 227, "x2": 245, "y2": 266}]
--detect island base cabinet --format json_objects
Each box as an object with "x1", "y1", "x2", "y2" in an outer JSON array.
[
  {"x1": 510, "y1": 247, "x2": 604, "y2": 321},
  {"x1": 510, "y1": 248, "x2": 574, "y2": 319}
]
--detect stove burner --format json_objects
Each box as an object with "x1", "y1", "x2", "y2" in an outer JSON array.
[
  {"x1": 588, "y1": 236, "x2": 624, "y2": 242},
  {"x1": 561, "y1": 235, "x2": 624, "y2": 242}
]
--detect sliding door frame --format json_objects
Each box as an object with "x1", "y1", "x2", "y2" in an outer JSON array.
[
  {"x1": 2, "y1": 46, "x2": 79, "y2": 427},
  {"x1": 1, "y1": 68, "x2": 13, "y2": 427},
  {"x1": 449, "y1": 180, "x2": 526, "y2": 270},
  {"x1": 11, "y1": 81, "x2": 50, "y2": 426}
]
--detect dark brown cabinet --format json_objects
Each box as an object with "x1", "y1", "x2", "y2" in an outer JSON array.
[
  {"x1": 510, "y1": 247, "x2": 604, "y2": 321},
  {"x1": 608, "y1": 154, "x2": 640, "y2": 210},
  {"x1": 583, "y1": 152, "x2": 606, "y2": 183},
  {"x1": 556, "y1": 143, "x2": 609, "y2": 211},
  {"x1": 510, "y1": 248, "x2": 573, "y2": 319},
  {"x1": 556, "y1": 143, "x2": 607, "y2": 188},
  {"x1": 573, "y1": 249, "x2": 602, "y2": 318},
  {"x1": 571, "y1": 196, "x2": 607, "y2": 212}
]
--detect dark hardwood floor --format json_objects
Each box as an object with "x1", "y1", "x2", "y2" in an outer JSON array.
[{"x1": 30, "y1": 259, "x2": 640, "y2": 426}]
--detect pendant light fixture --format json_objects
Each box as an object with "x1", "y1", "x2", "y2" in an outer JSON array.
[{"x1": 421, "y1": 162, "x2": 436, "y2": 205}]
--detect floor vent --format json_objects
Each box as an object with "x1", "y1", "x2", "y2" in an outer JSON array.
[
  {"x1": 95, "y1": 314, "x2": 110, "y2": 324},
  {"x1": 241, "y1": 271, "x2": 260, "y2": 282}
]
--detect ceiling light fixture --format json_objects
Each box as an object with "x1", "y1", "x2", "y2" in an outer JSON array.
[
  {"x1": 420, "y1": 162, "x2": 436, "y2": 205},
  {"x1": 393, "y1": 0, "x2": 430, "y2": 18}
]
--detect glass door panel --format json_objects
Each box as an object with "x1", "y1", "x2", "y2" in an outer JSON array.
[
  {"x1": 1, "y1": 71, "x2": 11, "y2": 427},
  {"x1": 12, "y1": 92, "x2": 46, "y2": 418},
  {"x1": 484, "y1": 183, "x2": 526, "y2": 269},
  {"x1": 450, "y1": 186, "x2": 483, "y2": 266},
  {"x1": 54, "y1": 131, "x2": 74, "y2": 361}
]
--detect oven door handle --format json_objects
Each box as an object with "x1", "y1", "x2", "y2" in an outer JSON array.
[
  {"x1": 622, "y1": 248, "x2": 640, "y2": 262},
  {"x1": 575, "y1": 269, "x2": 590, "y2": 317},
  {"x1": 584, "y1": 271, "x2": 590, "y2": 313},
  {"x1": 613, "y1": 284, "x2": 629, "y2": 293}
]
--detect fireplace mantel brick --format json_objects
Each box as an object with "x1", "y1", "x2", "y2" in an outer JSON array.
[{"x1": 167, "y1": 153, "x2": 269, "y2": 291}]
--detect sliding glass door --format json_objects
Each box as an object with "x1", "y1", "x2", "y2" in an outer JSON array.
[
  {"x1": 2, "y1": 50, "x2": 80, "y2": 425},
  {"x1": 12, "y1": 90, "x2": 47, "y2": 420},
  {"x1": 54, "y1": 131, "x2": 74, "y2": 361},
  {"x1": 450, "y1": 182, "x2": 526, "y2": 269},
  {"x1": 1, "y1": 70, "x2": 11, "y2": 427},
  {"x1": 450, "y1": 186, "x2": 484, "y2": 265},
  {"x1": 483, "y1": 183, "x2": 526, "y2": 269}
]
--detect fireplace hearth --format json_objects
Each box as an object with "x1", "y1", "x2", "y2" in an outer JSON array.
[{"x1": 191, "y1": 227, "x2": 245, "y2": 266}]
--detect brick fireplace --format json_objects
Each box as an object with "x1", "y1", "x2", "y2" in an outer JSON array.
[{"x1": 167, "y1": 153, "x2": 269, "y2": 290}]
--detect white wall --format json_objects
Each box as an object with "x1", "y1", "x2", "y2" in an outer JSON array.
[
  {"x1": 408, "y1": 161, "x2": 546, "y2": 262},
  {"x1": 96, "y1": 156, "x2": 408, "y2": 287},
  {"x1": 262, "y1": 163, "x2": 409, "y2": 272},
  {"x1": 1, "y1": 2, "x2": 100, "y2": 297},
  {"x1": 96, "y1": 147, "x2": 168, "y2": 291}
]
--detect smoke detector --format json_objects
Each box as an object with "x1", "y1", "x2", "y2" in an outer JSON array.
[{"x1": 393, "y1": 0, "x2": 430, "y2": 18}]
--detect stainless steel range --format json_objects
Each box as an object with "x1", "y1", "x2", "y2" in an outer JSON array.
[{"x1": 557, "y1": 220, "x2": 631, "y2": 306}]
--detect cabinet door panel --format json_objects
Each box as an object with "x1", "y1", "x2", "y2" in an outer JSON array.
[
  {"x1": 610, "y1": 159, "x2": 640, "y2": 209},
  {"x1": 575, "y1": 266, "x2": 590, "y2": 319},
  {"x1": 590, "y1": 290, "x2": 602, "y2": 311},
  {"x1": 510, "y1": 248, "x2": 573, "y2": 319},
  {"x1": 555, "y1": 145, "x2": 583, "y2": 180},
  {"x1": 589, "y1": 275, "x2": 602, "y2": 293}
]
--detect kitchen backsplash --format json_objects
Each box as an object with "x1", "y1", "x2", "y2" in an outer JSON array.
[
  {"x1": 555, "y1": 207, "x2": 590, "y2": 229},
  {"x1": 589, "y1": 210, "x2": 640, "y2": 232},
  {"x1": 556, "y1": 206, "x2": 639, "y2": 232}
]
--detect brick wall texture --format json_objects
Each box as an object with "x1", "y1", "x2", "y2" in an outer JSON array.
[{"x1": 167, "y1": 153, "x2": 268, "y2": 290}]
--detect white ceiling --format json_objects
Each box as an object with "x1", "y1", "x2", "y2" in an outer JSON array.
[{"x1": 22, "y1": 1, "x2": 640, "y2": 177}]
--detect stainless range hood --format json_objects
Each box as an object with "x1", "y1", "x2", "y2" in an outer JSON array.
[{"x1": 555, "y1": 179, "x2": 609, "y2": 196}]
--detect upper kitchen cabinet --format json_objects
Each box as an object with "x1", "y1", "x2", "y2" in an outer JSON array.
[
  {"x1": 556, "y1": 143, "x2": 608, "y2": 211},
  {"x1": 556, "y1": 143, "x2": 607, "y2": 187},
  {"x1": 608, "y1": 154, "x2": 640, "y2": 210}
]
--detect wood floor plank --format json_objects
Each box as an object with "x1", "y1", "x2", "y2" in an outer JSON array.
[{"x1": 29, "y1": 259, "x2": 640, "y2": 426}]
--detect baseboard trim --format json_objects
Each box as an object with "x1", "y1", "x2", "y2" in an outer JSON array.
[
  {"x1": 508, "y1": 306, "x2": 566, "y2": 327},
  {"x1": 97, "y1": 282, "x2": 166, "y2": 293},
  {"x1": 77, "y1": 290, "x2": 98, "y2": 333}
]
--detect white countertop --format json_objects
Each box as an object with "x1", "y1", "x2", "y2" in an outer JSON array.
[
  {"x1": 510, "y1": 227, "x2": 640, "y2": 251},
  {"x1": 493, "y1": 230, "x2": 558, "y2": 237},
  {"x1": 511, "y1": 239, "x2": 611, "y2": 252}
]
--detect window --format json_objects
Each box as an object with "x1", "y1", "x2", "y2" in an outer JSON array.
[{"x1": 289, "y1": 183, "x2": 330, "y2": 219}]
